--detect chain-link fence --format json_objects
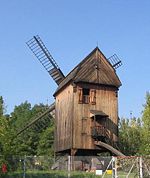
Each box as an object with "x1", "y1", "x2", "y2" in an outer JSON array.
[{"x1": 0, "y1": 155, "x2": 150, "y2": 178}]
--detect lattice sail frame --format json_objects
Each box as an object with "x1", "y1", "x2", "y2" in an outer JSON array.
[
  {"x1": 107, "y1": 54, "x2": 122, "y2": 69},
  {"x1": 26, "y1": 35, "x2": 65, "y2": 85},
  {"x1": 17, "y1": 103, "x2": 55, "y2": 136}
]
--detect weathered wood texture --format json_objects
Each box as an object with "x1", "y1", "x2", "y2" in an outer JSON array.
[
  {"x1": 55, "y1": 85, "x2": 73, "y2": 152},
  {"x1": 73, "y1": 84, "x2": 118, "y2": 150}
]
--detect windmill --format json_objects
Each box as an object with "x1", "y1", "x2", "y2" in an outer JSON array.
[{"x1": 18, "y1": 35, "x2": 123, "y2": 157}]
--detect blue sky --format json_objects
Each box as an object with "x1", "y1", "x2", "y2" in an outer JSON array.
[{"x1": 0, "y1": 0, "x2": 150, "y2": 118}]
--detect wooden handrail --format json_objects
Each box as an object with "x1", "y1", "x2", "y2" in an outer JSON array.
[{"x1": 91, "y1": 125, "x2": 107, "y2": 137}]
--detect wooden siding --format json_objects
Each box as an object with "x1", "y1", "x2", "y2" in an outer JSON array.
[
  {"x1": 55, "y1": 85, "x2": 73, "y2": 152},
  {"x1": 73, "y1": 84, "x2": 118, "y2": 150},
  {"x1": 55, "y1": 83, "x2": 119, "y2": 153}
]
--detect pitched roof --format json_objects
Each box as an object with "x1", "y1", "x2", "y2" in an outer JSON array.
[{"x1": 54, "y1": 47, "x2": 121, "y2": 96}]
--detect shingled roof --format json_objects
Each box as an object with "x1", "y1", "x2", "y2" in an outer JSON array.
[{"x1": 54, "y1": 47, "x2": 121, "y2": 96}]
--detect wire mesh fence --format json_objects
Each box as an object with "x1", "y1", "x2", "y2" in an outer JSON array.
[{"x1": 0, "y1": 155, "x2": 150, "y2": 177}]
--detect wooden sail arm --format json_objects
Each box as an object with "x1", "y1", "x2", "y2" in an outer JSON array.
[{"x1": 16, "y1": 103, "x2": 55, "y2": 136}]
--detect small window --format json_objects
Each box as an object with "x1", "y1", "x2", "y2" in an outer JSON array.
[
  {"x1": 78, "y1": 88, "x2": 96, "y2": 104},
  {"x1": 83, "y1": 88, "x2": 90, "y2": 95},
  {"x1": 78, "y1": 88, "x2": 89, "y2": 104},
  {"x1": 83, "y1": 88, "x2": 90, "y2": 104}
]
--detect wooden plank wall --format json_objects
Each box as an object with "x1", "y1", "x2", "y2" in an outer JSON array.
[
  {"x1": 55, "y1": 84, "x2": 73, "y2": 152},
  {"x1": 73, "y1": 84, "x2": 118, "y2": 150},
  {"x1": 55, "y1": 83, "x2": 119, "y2": 152}
]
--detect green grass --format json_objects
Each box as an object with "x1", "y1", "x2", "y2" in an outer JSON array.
[
  {"x1": 1, "y1": 170, "x2": 98, "y2": 178},
  {"x1": 0, "y1": 170, "x2": 137, "y2": 178}
]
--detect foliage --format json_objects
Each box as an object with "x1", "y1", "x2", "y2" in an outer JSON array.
[
  {"x1": 0, "y1": 97, "x2": 54, "y2": 159},
  {"x1": 119, "y1": 92, "x2": 150, "y2": 156},
  {"x1": 119, "y1": 117, "x2": 142, "y2": 155},
  {"x1": 140, "y1": 92, "x2": 150, "y2": 155},
  {"x1": 37, "y1": 126, "x2": 54, "y2": 156},
  {"x1": 0, "y1": 97, "x2": 14, "y2": 156},
  {"x1": 0, "y1": 96, "x2": 4, "y2": 116},
  {"x1": 10, "y1": 101, "x2": 32, "y2": 131},
  {"x1": 9, "y1": 102, "x2": 54, "y2": 156}
]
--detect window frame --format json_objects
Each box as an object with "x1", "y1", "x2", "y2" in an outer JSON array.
[{"x1": 78, "y1": 87, "x2": 96, "y2": 105}]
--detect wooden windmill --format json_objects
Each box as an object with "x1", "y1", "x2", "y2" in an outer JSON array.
[{"x1": 20, "y1": 35, "x2": 124, "y2": 156}]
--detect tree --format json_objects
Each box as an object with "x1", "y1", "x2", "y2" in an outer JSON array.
[
  {"x1": 37, "y1": 125, "x2": 54, "y2": 156},
  {"x1": 0, "y1": 96, "x2": 15, "y2": 157},
  {"x1": 10, "y1": 101, "x2": 32, "y2": 131},
  {"x1": 140, "y1": 92, "x2": 150, "y2": 155},
  {"x1": 119, "y1": 117, "x2": 142, "y2": 155},
  {"x1": 9, "y1": 101, "x2": 33, "y2": 155},
  {"x1": 0, "y1": 96, "x2": 4, "y2": 116},
  {"x1": 10, "y1": 102, "x2": 54, "y2": 156}
]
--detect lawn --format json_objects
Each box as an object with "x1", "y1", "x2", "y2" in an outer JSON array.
[{"x1": 0, "y1": 170, "x2": 137, "y2": 178}]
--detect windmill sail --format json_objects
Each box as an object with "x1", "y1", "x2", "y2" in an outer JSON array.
[
  {"x1": 17, "y1": 103, "x2": 55, "y2": 136},
  {"x1": 26, "y1": 35, "x2": 65, "y2": 85},
  {"x1": 107, "y1": 54, "x2": 122, "y2": 69}
]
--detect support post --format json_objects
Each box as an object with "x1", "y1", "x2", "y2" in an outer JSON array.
[
  {"x1": 70, "y1": 149, "x2": 77, "y2": 171},
  {"x1": 112, "y1": 156, "x2": 117, "y2": 178},
  {"x1": 139, "y1": 157, "x2": 143, "y2": 178},
  {"x1": 68, "y1": 156, "x2": 71, "y2": 178}
]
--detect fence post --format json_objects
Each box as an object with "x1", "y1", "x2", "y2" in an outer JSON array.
[
  {"x1": 68, "y1": 156, "x2": 71, "y2": 178},
  {"x1": 139, "y1": 157, "x2": 143, "y2": 178},
  {"x1": 112, "y1": 156, "x2": 117, "y2": 178}
]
